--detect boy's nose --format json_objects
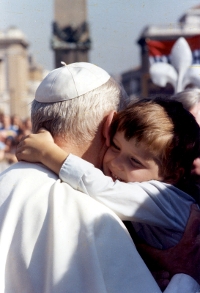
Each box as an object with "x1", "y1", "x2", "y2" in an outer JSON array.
[{"x1": 110, "y1": 155, "x2": 124, "y2": 170}]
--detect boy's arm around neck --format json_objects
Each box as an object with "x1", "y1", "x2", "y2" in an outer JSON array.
[
  {"x1": 59, "y1": 154, "x2": 195, "y2": 231},
  {"x1": 16, "y1": 129, "x2": 68, "y2": 174}
]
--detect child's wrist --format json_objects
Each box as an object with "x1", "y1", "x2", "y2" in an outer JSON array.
[
  {"x1": 38, "y1": 144, "x2": 54, "y2": 165},
  {"x1": 41, "y1": 144, "x2": 68, "y2": 174}
]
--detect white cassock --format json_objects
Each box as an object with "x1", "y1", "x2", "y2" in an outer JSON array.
[{"x1": 0, "y1": 162, "x2": 198, "y2": 293}]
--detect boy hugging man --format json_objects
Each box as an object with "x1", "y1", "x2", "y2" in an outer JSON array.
[{"x1": 17, "y1": 98, "x2": 200, "y2": 250}]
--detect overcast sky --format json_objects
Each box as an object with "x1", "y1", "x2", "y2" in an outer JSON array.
[{"x1": 1, "y1": 0, "x2": 200, "y2": 75}]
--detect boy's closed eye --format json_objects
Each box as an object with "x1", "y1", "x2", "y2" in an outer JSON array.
[
  {"x1": 131, "y1": 157, "x2": 143, "y2": 167},
  {"x1": 110, "y1": 140, "x2": 120, "y2": 151}
]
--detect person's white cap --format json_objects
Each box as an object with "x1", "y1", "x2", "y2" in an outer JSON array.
[{"x1": 35, "y1": 62, "x2": 110, "y2": 103}]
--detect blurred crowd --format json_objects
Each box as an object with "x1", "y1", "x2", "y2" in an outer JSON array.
[{"x1": 0, "y1": 112, "x2": 32, "y2": 172}]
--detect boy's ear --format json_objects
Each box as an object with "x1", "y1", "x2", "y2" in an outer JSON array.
[{"x1": 103, "y1": 110, "x2": 116, "y2": 147}]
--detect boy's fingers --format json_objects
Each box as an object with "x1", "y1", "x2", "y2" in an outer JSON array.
[
  {"x1": 16, "y1": 138, "x2": 28, "y2": 150},
  {"x1": 37, "y1": 128, "x2": 54, "y2": 142},
  {"x1": 38, "y1": 128, "x2": 48, "y2": 134}
]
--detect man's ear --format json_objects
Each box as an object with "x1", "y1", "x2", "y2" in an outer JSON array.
[{"x1": 103, "y1": 110, "x2": 116, "y2": 147}]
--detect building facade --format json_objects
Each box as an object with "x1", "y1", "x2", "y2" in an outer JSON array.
[{"x1": 0, "y1": 27, "x2": 45, "y2": 118}]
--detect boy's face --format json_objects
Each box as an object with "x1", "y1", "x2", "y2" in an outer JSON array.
[{"x1": 103, "y1": 131, "x2": 163, "y2": 183}]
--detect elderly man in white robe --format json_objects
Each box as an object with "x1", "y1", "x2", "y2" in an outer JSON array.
[{"x1": 0, "y1": 62, "x2": 200, "y2": 293}]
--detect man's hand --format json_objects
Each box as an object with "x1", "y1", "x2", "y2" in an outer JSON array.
[
  {"x1": 192, "y1": 157, "x2": 200, "y2": 177},
  {"x1": 136, "y1": 204, "x2": 200, "y2": 284},
  {"x1": 151, "y1": 271, "x2": 170, "y2": 291}
]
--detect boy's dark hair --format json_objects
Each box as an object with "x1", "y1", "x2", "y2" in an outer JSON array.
[{"x1": 109, "y1": 98, "x2": 200, "y2": 186}]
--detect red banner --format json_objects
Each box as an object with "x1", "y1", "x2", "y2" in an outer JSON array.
[{"x1": 147, "y1": 35, "x2": 200, "y2": 57}]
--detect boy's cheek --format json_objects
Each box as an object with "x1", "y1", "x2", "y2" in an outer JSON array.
[{"x1": 103, "y1": 148, "x2": 114, "y2": 163}]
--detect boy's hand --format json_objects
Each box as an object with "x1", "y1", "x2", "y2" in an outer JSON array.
[
  {"x1": 16, "y1": 129, "x2": 54, "y2": 163},
  {"x1": 16, "y1": 129, "x2": 68, "y2": 174}
]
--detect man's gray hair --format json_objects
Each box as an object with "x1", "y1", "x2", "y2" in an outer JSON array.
[
  {"x1": 171, "y1": 88, "x2": 200, "y2": 111},
  {"x1": 31, "y1": 77, "x2": 130, "y2": 144}
]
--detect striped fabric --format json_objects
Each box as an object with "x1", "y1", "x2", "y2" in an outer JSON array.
[{"x1": 147, "y1": 35, "x2": 200, "y2": 65}]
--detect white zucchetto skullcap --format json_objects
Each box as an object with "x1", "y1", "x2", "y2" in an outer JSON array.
[{"x1": 35, "y1": 62, "x2": 110, "y2": 103}]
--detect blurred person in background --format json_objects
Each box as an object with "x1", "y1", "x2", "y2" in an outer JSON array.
[
  {"x1": 11, "y1": 114, "x2": 24, "y2": 135},
  {"x1": 22, "y1": 117, "x2": 32, "y2": 136},
  {"x1": 171, "y1": 88, "x2": 200, "y2": 126},
  {"x1": 171, "y1": 88, "x2": 200, "y2": 178},
  {"x1": 0, "y1": 113, "x2": 17, "y2": 143},
  {"x1": 0, "y1": 113, "x2": 32, "y2": 172}
]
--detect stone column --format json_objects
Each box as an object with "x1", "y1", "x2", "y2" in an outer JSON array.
[{"x1": 52, "y1": 0, "x2": 91, "y2": 68}]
